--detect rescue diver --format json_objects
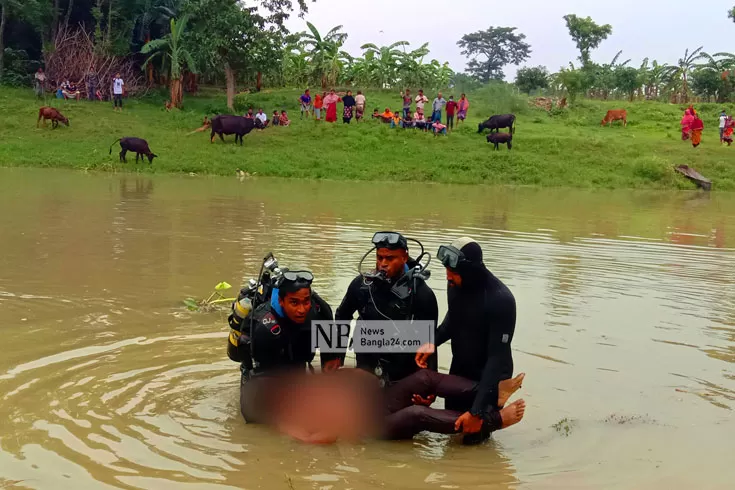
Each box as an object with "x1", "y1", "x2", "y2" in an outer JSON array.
[
  {"x1": 415, "y1": 237, "x2": 526, "y2": 444},
  {"x1": 335, "y1": 231, "x2": 439, "y2": 384},
  {"x1": 227, "y1": 269, "x2": 341, "y2": 424}
]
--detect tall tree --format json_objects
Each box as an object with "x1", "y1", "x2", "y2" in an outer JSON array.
[
  {"x1": 563, "y1": 14, "x2": 612, "y2": 66},
  {"x1": 457, "y1": 27, "x2": 531, "y2": 82}
]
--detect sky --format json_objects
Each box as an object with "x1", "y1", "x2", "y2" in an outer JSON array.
[{"x1": 281, "y1": 0, "x2": 735, "y2": 80}]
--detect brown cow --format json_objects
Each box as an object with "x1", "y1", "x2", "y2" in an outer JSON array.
[
  {"x1": 601, "y1": 109, "x2": 627, "y2": 127},
  {"x1": 37, "y1": 106, "x2": 69, "y2": 129}
]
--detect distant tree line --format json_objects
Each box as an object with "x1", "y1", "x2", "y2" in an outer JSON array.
[{"x1": 2, "y1": 2, "x2": 735, "y2": 107}]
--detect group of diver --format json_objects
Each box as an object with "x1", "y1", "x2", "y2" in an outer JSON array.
[{"x1": 225, "y1": 232, "x2": 526, "y2": 444}]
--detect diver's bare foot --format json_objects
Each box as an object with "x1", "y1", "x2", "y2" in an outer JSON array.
[
  {"x1": 498, "y1": 373, "x2": 525, "y2": 408},
  {"x1": 500, "y1": 399, "x2": 526, "y2": 429}
]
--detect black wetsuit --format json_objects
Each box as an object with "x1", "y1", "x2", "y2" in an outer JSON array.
[
  {"x1": 335, "y1": 270, "x2": 439, "y2": 385},
  {"x1": 227, "y1": 291, "x2": 335, "y2": 423},
  {"x1": 436, "y1": 266, "x2": 516, "y2": 418}
]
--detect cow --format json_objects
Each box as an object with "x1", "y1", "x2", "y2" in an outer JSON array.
[
  {"x1": 478, "y1": 114, "x2": 516, "y2": 134},
  {"x1": 210, "y1": 115, "x2": 256, "y2": 145},
  {"x1": 486, "y1": 132, "x2": 513, "y2": 151},
  {"x1": 601, "y1": 109, "x2": 627, "y2": 127},
  {"x1": 109, "y1": 137, "x2": 158, "y2": 164},
  {"x1": 37, "y1": 106, "x2": 69, "y2": 129}
]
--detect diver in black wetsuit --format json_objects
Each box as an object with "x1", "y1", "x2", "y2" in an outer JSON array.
[
  {"x1": 334, "y1": 231, "x2": 439, "y2": 385},
  {"x1": 415, "y1": 237, "x2": 526, "y2": 444},
  {"x1": 227, "y1": 268, "x2": 341, "y2": 424}
]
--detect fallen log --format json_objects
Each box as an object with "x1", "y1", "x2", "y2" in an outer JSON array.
[{"x1": 674, "y1": 164, "x2": 712, "y2": 191}]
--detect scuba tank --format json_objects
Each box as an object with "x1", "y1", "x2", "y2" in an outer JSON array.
[{"x1": 227, "y1": 252, "x2": 284, "y2": 378}]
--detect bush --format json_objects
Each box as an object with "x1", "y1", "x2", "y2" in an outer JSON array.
[{"x1": 469, "y1": 82, "x2": 529, "y2": 118}]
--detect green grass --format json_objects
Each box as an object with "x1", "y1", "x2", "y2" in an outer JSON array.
[{"x1": 2, "y1": 86, "x2": 735, "y2": 190}]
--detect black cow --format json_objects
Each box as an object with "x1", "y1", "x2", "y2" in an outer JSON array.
[
  {"x1": 478, "y1": 114, "x2": 516, "y2": 134},
  {"x1": 109, "y1": 137, "x2": 158, "y2": 163},
  {"x1": 210, "y1": 115, "x2": 256, "y2": 145},
  {"x1": 486, "y1": 132, "x2": 513, "y2": 150}
]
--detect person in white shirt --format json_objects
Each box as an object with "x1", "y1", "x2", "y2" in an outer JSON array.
[
  {"x1": 719, "y1": 110, "x2": 728, "y2": 143},
  {"x1": 255, "y1": 108, "x2": 269, "y2": 128},
  {"x1": 112, "y1": 73, "x2": 125, "y2": 111},
  {"x1": 415, "y1": 89, "x2": 429, "y2": 113}
]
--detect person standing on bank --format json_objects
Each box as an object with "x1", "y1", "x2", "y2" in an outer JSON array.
[
  {"x1": 415, "y1": 237, "x2": 524, "y2": 444},
  {"x1": 112, "y1": 73, "x2": 124, "y2": 111},
  {"x1": 86, "y1": 65, "x2": 99, "y2": 101},
  {"x1": 431, "y1": 92, "x2": 446, "y2": 123},
  {"x1": 335, "y1": 232, "x2": 439, "y2": 386}
]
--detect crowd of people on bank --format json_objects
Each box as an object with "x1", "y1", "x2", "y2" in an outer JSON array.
[
  {"x1": 294, "y1": 88, "x2": 470, "y2": 135},
  {"x1": 34, "y1": 67, "x2": 127, "y2": 110}
]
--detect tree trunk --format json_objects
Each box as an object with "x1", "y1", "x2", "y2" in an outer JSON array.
[
  {"x1": 64, "y1": 0, "x2": 75, "y2": 29},
  {"x1": 224, "y1": 61, "x2": 235, "y2": 111},
  {"x1": 52, "y1": 0, "x2": 60, "y2": 39},
  {"x1": 682, "y1": 73, "x2": 689, "y2": 103},
  {"x1": 171, "y1": 77, "x2": 182, "y2": 108},
  {"x1": 256, "y1": 71, "x2": 262, "y2": 92},
  {"x1": 106, "y1": 0, "x2": 113, "y2": 44},
  {"x1": 0, "y1": 2, "x2": 6, "y2": 82},
  {"x1": 145, "y1": 32, "x2": 153, "y2": 84}
]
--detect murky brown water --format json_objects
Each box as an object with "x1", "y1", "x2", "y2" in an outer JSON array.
[{"x1": 0, "y1": 168, "x2": 733, "y2": 489}]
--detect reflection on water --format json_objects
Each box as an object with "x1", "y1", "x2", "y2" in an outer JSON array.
[{"x1": 0, "y1": 168, "x2": 734, "y2": 489}]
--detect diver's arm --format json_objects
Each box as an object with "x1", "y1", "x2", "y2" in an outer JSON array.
[
  {"x1": 413, "y1": 283, "x2": 439, "y2": 371},
  {"x1": 334, "y1": 276, "x2": 361, "y2": 321},
  {"x1": 435, "y1": 311, "x2": 451, "y2": 347},
  {"x1": 470, "y1": 295, "x2": 517, "y2": 415}
]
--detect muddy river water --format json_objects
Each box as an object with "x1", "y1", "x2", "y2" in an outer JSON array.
[{"x1": 0, "y1": 168, "x2": 733, "y2": 489}]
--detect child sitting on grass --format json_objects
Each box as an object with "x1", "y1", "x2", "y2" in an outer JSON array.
[
  {"x1": 390, "y1": 111, "x2": 402, "y2": 128},
  {"x1": 432, "y1": 120, "x2": 447, "y2": 136},
  {"x1": 279, "y1": 110, "x2": 291, "y2": 127},
  {"x1": 272, "y1": 110, "x2": 280, "y2": 126},
  {"x1": 371, "y1": 108, "x2": 380, "y2": 120}
]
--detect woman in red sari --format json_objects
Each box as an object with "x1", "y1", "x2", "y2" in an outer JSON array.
[
  {"x1": 690, "y1": 113, "x2": 704, "y2": 148},
  {"x1": 322, "y1": 89, "x2": 341, "y2": 123}
]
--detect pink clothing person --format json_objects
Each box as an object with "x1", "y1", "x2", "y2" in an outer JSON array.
[
  {"x1": 681, "y1": 109, "x2": 694, "y2": 141},
  {"x1": 323, "y1": 91, "x2": 341, "y2": 123},
  {"x1": 457, "y1": 94, "x2": 470, "y2": 124}
]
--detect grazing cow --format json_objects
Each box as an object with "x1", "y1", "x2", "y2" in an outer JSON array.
[
  {"x1": 601, "y1": 109, "x2": 627, "y2": 127},
  {"x1": 210, "y1": 115, "x2": 256, "y2": 145},
  {"x1": 109, "y1": 137, "x2": 158, "y2": 163},
  {"x1": 478, "y1": 113, "x2": 516, "y2": 134},
  {"x1": 486, "y1": 132, "x2": 513, "y2": 150},
  {"x1": 37, "y1": 106, "x2": 69, "y2": 129}
]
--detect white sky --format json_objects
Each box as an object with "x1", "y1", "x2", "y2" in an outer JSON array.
[{"x1": 282, "y1": 0, "x2": 735, "y2": 80}]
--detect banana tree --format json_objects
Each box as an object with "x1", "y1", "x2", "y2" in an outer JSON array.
[
  {"x1": 360, "y1": 41, "x2": 408, "y2": 88},
  {"x1": 673, "y1": 46, "x2": 705, "y2": 103},
  {"x1": 141, "y1": 15, "x2": 197, "y2": 108},
  {"x1": 299, "y1": 22, "x2": 348, "y2": 88},
  {"x1": 132, "y1": 0, "x2": 179, "y2": 83}
]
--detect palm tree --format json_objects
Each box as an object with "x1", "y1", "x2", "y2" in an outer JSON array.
[
  {"x1": 300, "y1": 22, "x2": 348, "y2": 88},
  {"x1": 141, "y1": 15, "x2": 196, "y2": 108},
  {"x1": 674, "y1": 46, "x2": 705, "y2": 102}
]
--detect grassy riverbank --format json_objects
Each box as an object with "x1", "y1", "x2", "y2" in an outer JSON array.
[{"x1": 2, "y1": 86, "x2": 735, "y2": 189}]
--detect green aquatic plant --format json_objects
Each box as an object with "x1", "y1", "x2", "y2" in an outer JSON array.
[
  {"x1": 552, "y1": 417, "x2": 575, "y2": 437},
  {"x1": 183, "y1": 281, "x2": 236, "y2": 312}
]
